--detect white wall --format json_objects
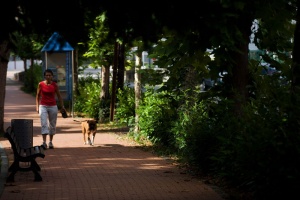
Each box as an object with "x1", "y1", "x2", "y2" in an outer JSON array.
[
  {"x1": 7, "y1": 60, "x2": 27, "y2": 71},
  {"x1": 8, "y1": 60, "x2": 42, "y2": 71}
]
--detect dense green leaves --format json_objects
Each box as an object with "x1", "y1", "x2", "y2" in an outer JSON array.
[
  {"x1": 74, "y1": 76, "x2": 101, "y2": 119},
  {"x1": 83, "y1": 12, "x2": 114, "y2": 68},
  {"x1": 136, "y1": 90, "x2": 176, "y2": 147}
]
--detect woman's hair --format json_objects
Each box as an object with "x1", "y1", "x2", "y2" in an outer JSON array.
[{"x1": 44, "y1": 69, "x2": 54, "y2": 76}]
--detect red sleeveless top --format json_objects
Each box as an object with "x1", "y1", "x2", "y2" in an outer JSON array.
[{"x1": 39, "y1": 81, "x2": 57, "y2": 106}]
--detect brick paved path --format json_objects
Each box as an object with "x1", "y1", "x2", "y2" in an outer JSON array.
[{"x1": 0, "y1": 72, "x2": 225, "y2": 200}]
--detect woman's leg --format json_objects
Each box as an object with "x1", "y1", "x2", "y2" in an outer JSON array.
[
  {"x1": 48, "y1": 106, "x2": 58, "y2": 135},
  {"x1": 48, "y1": 106, "x2": 58, "y2": 148},
  {"x1": 39, "y1": 105, "x2": 49, "y2": 147}
]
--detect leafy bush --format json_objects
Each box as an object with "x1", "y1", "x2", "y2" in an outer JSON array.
[
  {"x1": 209, "y1": 71, "x2": 300, "y2": 199},
  {"x1": 114, "y1": 86, "x2": 135, "y2": 126},
  {"x1": 21, "y1": 63, "x2": 43, "y2": 94},
  {"x1": 171, "y1": 92, "x2": 222, "y2": 172},
  {"x1": 74, "y1": 75, "x2": 101, "y2": 120},
  {"x1": 136, "y1": 89, "x2": 177, "y2": 148}
]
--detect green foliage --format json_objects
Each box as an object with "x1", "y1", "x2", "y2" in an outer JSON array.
[
  {"x1": 149, "y1": 31, "x2": 211, "y2": 92},
  {"x1": 136, "y1": 90, "x2": 177, "y2": 148},
  {"x1": 83, "y1": 12, "x2": 114, "y2": 68},
  {"x1": 128, "y1": 60, "x2": 298, "y2": 198},
  {"x1": 74, "y1": 75, "x2": 101, "y2": 120},
  {"x1": 140, "y1": 68, "x2": 165, "y2": 86},
  {"x1": 21, "y1": 63, "x2": 43, "y2": 94},
  {"x1": 114, "y1": 86, "x2": 135, "y2": 126},
  {"x1": 207, "y1": 70, "x2": 299, "y2": 198},
  {"x1": 165, "y1": 75, "x2": 299, "y2": 198},
  {"x1": 98, "y1": 99, "x2": 110, "y2": 123},
  {"x1": 11, "y1": 32, "x2": 44, "y2": 60},
  {"x1": 210, "y1": 96, "x2": 300, "y2": 199},
  {"x1": 171, "y1": 90, "x2": 223, "y2": 172}
]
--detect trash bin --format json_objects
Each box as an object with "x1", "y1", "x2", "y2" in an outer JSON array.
[{"x1": 11, "y1": 119, "x2": 33, "y2": 149}]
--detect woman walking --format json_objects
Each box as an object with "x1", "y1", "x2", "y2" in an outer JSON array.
[{"x1": 36, "y1": 69, "x2": 66, "y2": 149}]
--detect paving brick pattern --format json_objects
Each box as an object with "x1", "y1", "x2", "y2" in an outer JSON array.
[{"x1": 0, "y1": 73, "x2": 224, "y2": 200}]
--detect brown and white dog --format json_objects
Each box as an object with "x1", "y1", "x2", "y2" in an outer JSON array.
[
  {"x1": 82, "y1": 120, "x2": 97, "y2": 146},
  {"x1": 74, "y1": 119, "x2": 97, "y2": 146}
]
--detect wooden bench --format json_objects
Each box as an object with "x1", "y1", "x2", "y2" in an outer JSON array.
[{"x1": 4, "y1": 126, "x2": 45, "y2": 182}]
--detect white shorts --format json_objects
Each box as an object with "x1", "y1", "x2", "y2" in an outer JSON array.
[{"x1": 39, "y1": 105, "x2": 58, "y2": 135}]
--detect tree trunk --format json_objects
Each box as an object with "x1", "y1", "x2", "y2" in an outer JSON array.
[
  {"x1": 73, "y1": 49, "x2": 80, "y2": 96},
  {"x1": 134, "y1": 52, "x2": 142, "y2": 133},
  {"x1": 290, "y1": 0, "x2": 300, "y2": 132},
  {"x1": 229, "y1": 17, "x2": 253, "y2": 116},
  {"x1": 117, "y1": 42, "x2": 125, "y2": 91},
  {"x1": 110, "y1": 41, "x2": 119, "y2": 122},
  {"x1": 23, "y1": 58, "x2": 27, "y2": 72},
  {"x1": 0, "y1": 40, "x2": 11, "y2": 134},
  {"x1": 99, "y1": 63, "x2": 110, "y2": 123},
  {"x1": 100, "y1": 65, "x2": 110, "y2": 100}
]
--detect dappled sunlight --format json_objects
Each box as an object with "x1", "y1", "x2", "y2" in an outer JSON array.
[
  {"x1": 33, "y1": 146, "x2": 177, "y2": 174},
  {"x1": 5, "y1": 105, "x2": 35, "y2": 109}
]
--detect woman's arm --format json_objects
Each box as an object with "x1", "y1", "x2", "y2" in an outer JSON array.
[
  {"x1": 36, "y1": 83, "x2": 41, "y2": 113},
  {"x1": 55, "y1": 85, "x2": 65, "y2": 110}
]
